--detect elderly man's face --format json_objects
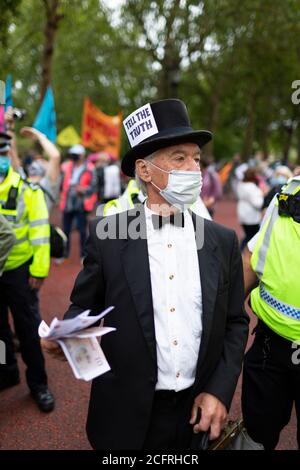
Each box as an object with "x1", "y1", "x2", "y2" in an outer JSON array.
[{"x1": 137, "y1": 142, "x2": 201, "y2": 191}]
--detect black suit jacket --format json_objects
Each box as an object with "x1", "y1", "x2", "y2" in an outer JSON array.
[{"x1": 64, "y1": 206, "x2": 249, "y2": 450}]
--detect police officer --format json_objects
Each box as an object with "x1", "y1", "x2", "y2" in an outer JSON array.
[
  {"x1": 102, "y1": 178, "x2": 143, "y2": 215},
  {"x1": 242, "y1": 176, "x2": 300, "y2": 449},
  {"x1": 0, "y1": 131, "x2": 54, "y2": 412}
]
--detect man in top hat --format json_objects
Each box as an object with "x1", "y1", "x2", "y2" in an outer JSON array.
[{"x1": 42, "y1": 99, "x2": 249, "y2": 450}]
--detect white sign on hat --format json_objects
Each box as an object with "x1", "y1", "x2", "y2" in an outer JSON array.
[{"x1": 123, "y1": 103, "x2": 158, "y2": 148}]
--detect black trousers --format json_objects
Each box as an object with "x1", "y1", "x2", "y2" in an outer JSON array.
[
  {"x1": 142, "y1": 387, "x2": 194, "y2": 450},
  {"x1": 63, "y1": 210, "x2": 87, "y2": 258},
  {"x1": 0, "y1": 261, "x2": 48, "y2": 392},
  {"x1": 242, "y1": 321, "x2": 300, "y2": 450}
]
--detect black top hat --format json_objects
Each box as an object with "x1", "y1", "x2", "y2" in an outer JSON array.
[
  {"x1": 0, "y1": 132, "x2": 12, "y2": 153},
  {"x1": 121, "y1": 99, "x2": 212, "y2": 176}
]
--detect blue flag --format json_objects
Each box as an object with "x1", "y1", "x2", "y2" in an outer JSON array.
[
  {"x1": 33, "y1": 86, "x2": 57, "y2": 142},
  {"x1": 5, "y1": 75, "x2": 13, "y2": 110}
]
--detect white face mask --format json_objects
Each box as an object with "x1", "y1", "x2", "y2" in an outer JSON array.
[{"x1": 148, "y1": 160, "x2": 203, "y2": 211}]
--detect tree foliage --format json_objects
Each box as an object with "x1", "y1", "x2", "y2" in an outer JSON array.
[
  {"x1": 1, "y1": 0, "x2": 300, "y2": 160},
  {"x1": 0, "y1": 0, "x2": 21, "y2": 46}
]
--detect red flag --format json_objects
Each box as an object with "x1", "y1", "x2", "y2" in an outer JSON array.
[{"x1": 81, "y1": 97, "x2": 122, "y2": 159}]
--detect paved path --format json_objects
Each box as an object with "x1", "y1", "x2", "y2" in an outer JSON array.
[{"x1": 0, "y1": 200, "x2": 296, "y2": 449}]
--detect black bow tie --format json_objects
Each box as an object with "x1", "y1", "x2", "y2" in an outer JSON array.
[{"x1": 151, "y1": 213, "x2": 185, "y2": 230}]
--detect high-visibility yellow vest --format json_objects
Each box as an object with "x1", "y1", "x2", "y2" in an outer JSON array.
[
  {"x1": 103, "y1": 179, "x2": 141, "y2": 216},
  {"x1": 0, "y1": 167, "x2": 50, "y2": 277},
  {"x1": 250, "y1": 177, "x2": 300, "y2": 342}
]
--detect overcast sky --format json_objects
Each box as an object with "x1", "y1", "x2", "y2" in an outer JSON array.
[{"x1": 102, "y1": 0, "x2": 125, "y2": 9}]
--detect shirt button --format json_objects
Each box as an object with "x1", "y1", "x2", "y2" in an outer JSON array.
[
  {"x1": 167, "y1": 244, "x2": 172, "y2": 248},
  {"x1": 169, "y1": 274, "x2": 174, "y2": 280},
  {"x1": 176, "y1": 372, "x2": 180, "y2": 378},
  {"x1": 173, "y1": 340, "x2": 178, "y2": 346},
  {"x1": 170, "y1": 307, "x2": 175, "y2": 312}
]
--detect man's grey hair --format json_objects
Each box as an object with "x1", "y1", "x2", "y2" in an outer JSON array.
[{"x1": 135, "y1": 151, "x2": 158, "y2": 195}]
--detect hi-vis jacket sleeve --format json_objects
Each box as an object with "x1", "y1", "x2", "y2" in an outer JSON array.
[
  {"x1": 27, "y1": 187, "x2": 50, "y2": 278},
  {"x1": 0, "y1": 214, "x2": 16, "y2": 274}
]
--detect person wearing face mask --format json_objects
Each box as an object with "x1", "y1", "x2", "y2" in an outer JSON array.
[
  {"x1": 101, "y1": 175, "x2": 211, "y2": 219},
  {"x1": 42, "y1": 99, "x2": 249, "y2": 450},
  {"x1": 60, "y1": 144, "x2": 97, "y2": 260},
  {"x1": 236, "y1": 168, "x2": 265, "y2": 252},
  {"x1": 263, "y1": 165, "x2": 293, "y2": 210},
  {"x1": 0, "y1": 131, "x2": 54, "y2": 412}
]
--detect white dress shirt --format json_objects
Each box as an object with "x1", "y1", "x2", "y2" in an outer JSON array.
[{"x1": 145, "y1": 204, "x2": 203, "y2": 391}]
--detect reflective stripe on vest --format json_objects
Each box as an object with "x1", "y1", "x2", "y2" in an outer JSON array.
[
  {"x1": 260, "y1": 283, "x2": 300, "y2": 321},
  {"x1": 14, "y1": 235, "x2": 28, "y2": 245},
  {"x1": 250, "y1": 177, "x2": 300, "y2": 341},
  {"x1": 255, "y1": 203, "x2": 279, "y2": 277},
  {"x1": 255, "y1": 180, "x2": 297, "y2": 278}
]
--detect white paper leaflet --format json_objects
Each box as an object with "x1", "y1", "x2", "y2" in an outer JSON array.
[{"x1": 39, "y1": 307, "x2": 115, "y2": 381}]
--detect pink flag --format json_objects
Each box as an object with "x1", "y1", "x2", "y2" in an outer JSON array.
[{"x1": 0, "y1": 106, "x2": 5, "y2": 132}]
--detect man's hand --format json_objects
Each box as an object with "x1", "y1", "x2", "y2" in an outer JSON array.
[
  {"x1": 4, "y1": 106, "x2": 14, "y2": 129},
  {"x1": 190, "y1": 392, "x2": 227, "y2": 440},
  {"x1": 41, "y1": 338, "x2": 66, "y2": 361},
  {"x1": 29, "y1": 277, "x2": 45, "y2": 290},
  {"x1": 242, "y1": 247, "x2": 258, "y2": 297},
  {"x1": 75, "y1": 185, "x2": 86, "y2": 195}
]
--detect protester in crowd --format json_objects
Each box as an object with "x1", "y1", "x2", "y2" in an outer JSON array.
[
  {"x1": 4, "y1": 107, "x2": 61, "y2": 213},
  {"x1": 263, "y1": 165, "x2": 293, "y2": 210},
  {"x1": 234, "y1": 160, "x2": 249, "y2": 183},
  {"x1": 236, "y1": 168, "x2": 264, "y2": 251},
  {"x1": 294, "y1": 166, "x2": 300, "y2": 177},
  {"x1": 93, "y1": 151, "x2": 121, "y2": 204},
  {"x1": 42, "y1": 99, "x2": 249, "y2": 450},
  {"x1": 200, "y1": 156, "x2": 222, "y2": 217},
  {"x1": 20, "y1": 127, "x2": 61, "y2": 212},
  {"x1": 60, "y1": 144, "x2": 97, "y2": 260},
  {"x1": 226, "y1": 153, "x2": 242, "y2": 197},
  {"x1": 0, "y1": 131, "x2": 54, "y2": 412}
]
